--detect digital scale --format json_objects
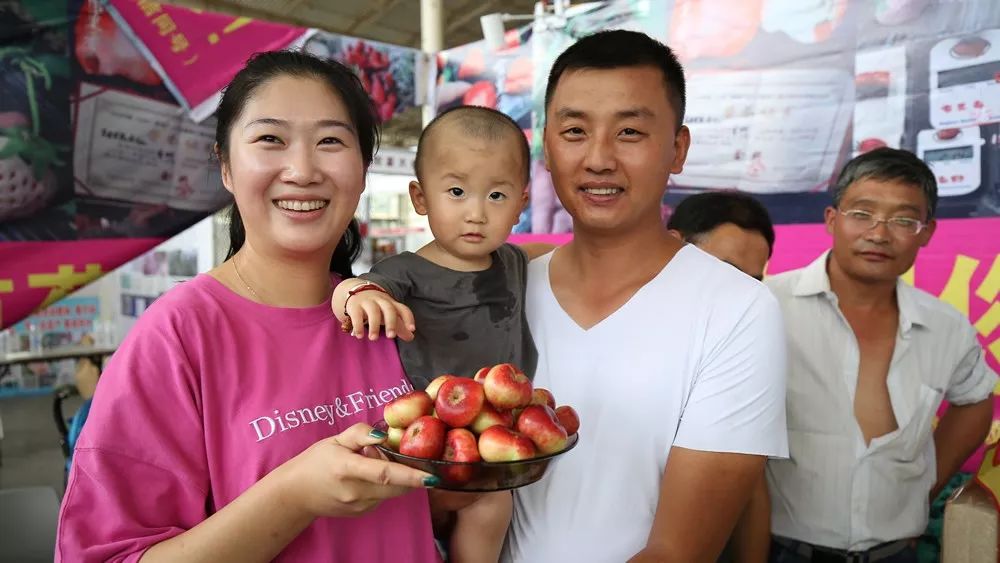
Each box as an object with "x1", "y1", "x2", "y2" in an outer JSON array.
[
  {"x1": 916, "y1": 126, "x2": 984, "y2": 196},
  {"x1": 929, "y1": 29, "x2": 1000, "y2": 129}
]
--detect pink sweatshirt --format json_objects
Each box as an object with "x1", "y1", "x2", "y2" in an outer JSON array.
[{"x1": 56, "y1": 274, "x2": 440, "y2": 562}]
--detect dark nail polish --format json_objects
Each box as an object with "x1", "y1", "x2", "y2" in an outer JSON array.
[
  {"x1": 368, "y1": 428, "x2": 387, "y2": 440},
  {"x1": 422, "y1": 475, "x2": 440, "y2": 488}
]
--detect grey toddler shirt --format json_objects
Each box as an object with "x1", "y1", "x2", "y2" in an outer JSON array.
[{"x1": 360, "y1": 243, "x2": 537, "y2": 391}]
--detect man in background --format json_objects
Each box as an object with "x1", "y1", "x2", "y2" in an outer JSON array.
[
  {"x1": 764, "y1": 148, "x2": 996, "y2": 562},
  {"x1": 668, "y1": 191, "x2": 777, "y2": 563},
  {"x1": 667, "y1": 191, "x2": 775, "y2": 280}
]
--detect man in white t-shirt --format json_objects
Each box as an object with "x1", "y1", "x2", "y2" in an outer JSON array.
[{"x1": 503, "y1": 30, "x2": 789, "y2": 562}]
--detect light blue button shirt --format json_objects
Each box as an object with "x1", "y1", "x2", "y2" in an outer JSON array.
[{"x1": 764, "y1": 250, "x2": 996, "y2": 551}]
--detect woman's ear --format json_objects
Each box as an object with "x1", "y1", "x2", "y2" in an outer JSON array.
[{"x1": 216, "y1": 143, "x2": 234, "y2": 194}]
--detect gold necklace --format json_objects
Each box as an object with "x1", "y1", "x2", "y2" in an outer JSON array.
[
  {"x1": 232, "y1": 256, "x2": 262, "y2": 302},
  {"x1": 231, "y1": 255, "x2": 334, "y2": 304}
]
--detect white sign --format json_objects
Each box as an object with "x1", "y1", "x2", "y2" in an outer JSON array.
[
  {"x1": 73, "y1": 82, "x2": 228, "y2": 211},
  {"x1": 369, "y1": 147, "x2": 416, "y2": 176},
  {"x1": 675, "y1": 67, "x2": 854, "y2": 193}
]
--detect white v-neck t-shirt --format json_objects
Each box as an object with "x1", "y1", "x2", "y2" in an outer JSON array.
[{"x1": 504, "y1": 245, "x2": 789, "y2": 562}]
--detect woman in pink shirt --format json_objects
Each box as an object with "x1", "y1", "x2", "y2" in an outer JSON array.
[{"x1": 55, "y1": 51, "x2": 442, "y2": 562}]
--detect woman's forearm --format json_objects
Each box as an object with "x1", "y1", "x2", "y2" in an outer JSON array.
[{"x1": 140, "y1": 468, "x2": 314, "y2": 563}]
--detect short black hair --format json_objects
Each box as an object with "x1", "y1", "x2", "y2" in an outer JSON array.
[
  {"x1": 832, "y1": 147, "x2": 938, "y2": 219},
  {"x1": 414, "y1": 105, "x2": 530, "y2": 186},
  {"x1": 667, "y1": 192, "x2": 776, "y2": 257},
  {"x1": 545, "y1": 30, "x2": 686, "y2": 130}
]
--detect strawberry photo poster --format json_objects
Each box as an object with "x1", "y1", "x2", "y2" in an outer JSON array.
[
  {"x1": 0, "y1": 1, "x2": 72, "y2": 227},
  {"x1": 303, "y1": 32, "x2": 421, "y2": 124}
]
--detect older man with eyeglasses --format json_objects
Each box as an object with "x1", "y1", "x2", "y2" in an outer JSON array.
[{"x1": 759, "y1": 148, "x2": 997, "y2": 563}]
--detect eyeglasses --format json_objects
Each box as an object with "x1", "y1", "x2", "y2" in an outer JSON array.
[{"x1": 838, "y1": 209, "x2": 927, "y2": 236}]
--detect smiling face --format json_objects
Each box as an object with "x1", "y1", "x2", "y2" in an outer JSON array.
[
  {"x1": 543, "y1": 65, "x2": 690, "y2": 237},
  {"x1": 219, "y1": 75, "x2": 365, "y2": 261},
  {"x1": 410, "y1": 125, "x2": 528, "y2": 270},
  {"x1": 825, "y1": 177, "x2": 936, "y2": 284}
]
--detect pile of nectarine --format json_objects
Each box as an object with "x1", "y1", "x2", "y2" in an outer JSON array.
[{"x1": 382, "y1": 363, "x2": 580, "y2": 467}]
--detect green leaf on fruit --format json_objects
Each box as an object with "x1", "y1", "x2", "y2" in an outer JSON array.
[
  {"x1": 1, "y1": 47, "x2": 61, "y2": 135},
  {"x1": 0, "y1": 126, "x2": 68, "y2": 180}
]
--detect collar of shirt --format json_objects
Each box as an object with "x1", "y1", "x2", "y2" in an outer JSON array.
[{"x1": 791, "y1": 250, "x2": 928, "y2": 337}]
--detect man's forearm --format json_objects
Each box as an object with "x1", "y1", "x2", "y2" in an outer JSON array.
[
  {"x1": 630, "y1": 449, "x2": 767, "y2": 563},
  {"x1": 731, "y1": 475, "x2": 771, "y2": 563},
  {"x1": 932, "y1": 398, "x2": 994, "y2": 498}
]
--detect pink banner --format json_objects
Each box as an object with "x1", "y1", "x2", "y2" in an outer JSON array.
[
  {"x1": 0, "y1": 239, "x2": 163, "y2": 330},
  {"x1": 514, "y1": 217, "x2": 1000, "y2": 471},
  {"x1": 106, "y1": 0, "x2": 309, "y2": 121}
]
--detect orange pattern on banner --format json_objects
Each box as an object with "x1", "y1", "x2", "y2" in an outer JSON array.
[
  {"x1": 992, "y1": 339, "x2": 1000, "y2": 380},
  {"x1": 940, "y1": 255, "x2": 980, "y2": 316},
  {"x1": 904, "y1": 254, "x2": 1000, "y2": 368},
  {"x1": 901, "y1": 266, "x2": 915, "y2": 286},
  {"x1": 132, "y1": 0, "x2": 193, "y2": 63},
  {"x1": 974, "y1": 445, "x2": 1000, "y2": 547},
  {"x1": 151, "y1": 13, "x2": 176, "y2": 36},
  {"x1": 931, "y1": 253, "x2": 1000, "y2": 460},
  {"x1": 977, "y1": 445, "x2": 1000, "y2": 489},
  {"x1": 170, "y1": 32, "x2": 189, "y2": 53},
  {"x1": 107, "y1": 0, "x2": 309, "y2": 113},
  {"x1": 208, "y1": 17, "x2": 251, "y2": 44},
  {"x1": 27, "y1": 264, "x2": 104, "y2": 309},
  {"x1": 136, "y1": 0, "x2": 161, "y2": 17},
  {"x1": 0, "y1": 279, "x2": 11, "y2": 328},
  {"x1": 129, "y1": 2, "x2": 257, "y2": 67},
  {"x1": 978, "y1": 303, "x2": 1000, "y2": 341},
  {"x1": 979, "y1": 255, "x2": 1000, "y2": 303}
]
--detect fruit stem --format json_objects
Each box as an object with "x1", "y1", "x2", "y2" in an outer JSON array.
[
  {"x1": 23, "y1": 68, "x2": 38, "y2": 136},
  {"x1": 21, "y1": 57, "x2": 50, "y2": 137},
  {"x1": 0, "y1": 47, "x2": 50, "y2": 137}
]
